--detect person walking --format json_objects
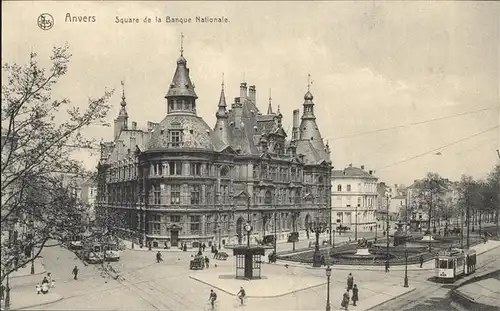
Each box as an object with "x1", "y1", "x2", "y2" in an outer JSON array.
[
  {"x1": 352, "y1": 284, "x2": 359, "y2": 306},
  {"x1": 347, "y1": 273, "x2": 354, "y2": 291},
  {"x1": 419, "y1": 255, "x2": 424, "y2": 268},
  {"x1": 205, "y1": 256, "x2": 210, "y2": 268},
  {"x1": 36, "y1": 283, "x2": 41, "y2": 295},
  {"x1": 202, "y1": 243, "x2": 206, "y2": 252},
  {"x1": 385, "y1": 260, "x2": 390, "y2": 273},
  {"x1": 72, "y1": 266, "x2": 79, "y2": 280},
  {"x1": 156, "y1": 251, "x2": 163, "y2": 263},
  {"x1": 341, "y1": 290, "x2": 350, "y2": 310}
]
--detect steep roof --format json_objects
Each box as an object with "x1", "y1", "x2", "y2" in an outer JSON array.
[{"x1": 332, "y1": 166, "x2": 377, "y2": 179}]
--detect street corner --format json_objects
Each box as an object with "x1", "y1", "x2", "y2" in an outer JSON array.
[
  {"x1": 364, "y1": 286, "x2": 416, "y2": 310},
  {"x1": 10, "y1": 291, "x2": 63, "y2": 310},
  {"x1": 189, "y1": 271, "x2": 327, "y2": 298}
]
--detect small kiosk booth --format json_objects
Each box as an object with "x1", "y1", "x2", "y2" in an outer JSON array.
[{"x1": 233, "y1": 246, "x2": 266, "y2": 279}]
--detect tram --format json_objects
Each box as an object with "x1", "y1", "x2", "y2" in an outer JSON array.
[{"x1": 435, "y1": 248, "x2": 476, "y2": 282}]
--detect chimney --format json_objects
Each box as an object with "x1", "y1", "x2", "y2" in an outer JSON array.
[
  {"x1": 292, "y1": 109, "x2": 300, "y2": 140},
  {"x1": 349, "y1": 163, "x2": 352, "y2": 167},
  {"x1": 234, "y1": 98, "x2": 243, "y2": 129},
  {"x1": 132, "y1": 121, "x2": 137, "y2": 130},
  {"x1": 369, "y1": 170, "x2": 373, "y2": 175},
  {"x1": 130, "y1": 136, "x2": 136, "y2": 148},
  {"x1": 361, "y1": 165, "x2": 365, "y2": 170},
  {"x1": 249, "y1": 85, "x2": 256, "y2": 103},
  {"x1": 240, "y1": 82, "x2": 247, "y2": 101}
]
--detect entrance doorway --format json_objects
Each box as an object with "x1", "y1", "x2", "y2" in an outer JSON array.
[{"x1": 171, "y1": 230, "x2": 179, "y2": 247}]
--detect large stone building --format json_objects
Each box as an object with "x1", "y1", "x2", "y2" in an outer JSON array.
[
  {"x1": 330, "y1": 164, "x2": 378, "y2": 232},
  {"x1": 96, "y1": 46, "x2": 332, "y2": 249}
]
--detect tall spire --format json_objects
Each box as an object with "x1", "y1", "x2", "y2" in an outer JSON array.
[
  {"x1": 307, "y1": 73, "x2": 312, "y2": 92},
  {"x1": 267, "y1": 88, "x2": 273, "y2": 115},
  {"x1": 120, "y1": 80, "x2": 126, "y2": 107},
  {"x1": 216, "y1": 73, "x2": 227, "y2": 117},
  {"x1": 180, "y1": 32, "x2": 184, "y2": 56}
]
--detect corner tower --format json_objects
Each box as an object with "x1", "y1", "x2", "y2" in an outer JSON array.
[
  {"x1": 213, "y1": 74, "x2": 232, "y2": 146},
  {"x1": 114, "y1": 81, "x2": 128, "y2": 140},
  {"x1": 165, "y1": 33, "x2": 198, "y2": 115}
]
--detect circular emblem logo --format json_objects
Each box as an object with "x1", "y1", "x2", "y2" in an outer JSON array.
[
  {"x1": 37, "y1": 13, "x2": 54, "y2": 30},
  {"x1": 244, "y1": 223, "x2": 252, "y2": 233}
]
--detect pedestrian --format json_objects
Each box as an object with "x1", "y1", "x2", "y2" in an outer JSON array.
[
  {"x1": 214, "y1": 248, "x2": 219, "y2": 259},
  {"x1": 36, "y1": 283, "x2": 41, "y2": 295},
  {"x1": 202, "y1": 243, "x2": 206, "y2": 252},
  {"x1": 72, "y1": 265, "x2": 79, "y2": 280},
  {"x1": 347, "y1": 273, "x2": 354, "y2": 291},
  {"x1": 1, "y1": 283, "x2": 5, "y2": 300},
  {"x1": 183, "y1": 243, "x2": 187, "y2": 252},
  {"x1": 385, "y1": 260, "x2": 390, "y2": 273},
  {"x1": 341, "y1": 290, "x2": 350, "y2": 310},
  {"x1": 419, "y1": 255, "x2": 424, "y2": 268},
  {"x1": 352, "y1": 284, "x2": 359, "y2": 306},
  {"x1": 47, "y1": 272, "x2": 52, "y2": 285},
  {"x1": 321, "y1": 255, "x2": 326, "y2": 266},
  {"x1": 205, "y1": 256, "x2": 210, "y2": 268},
  {"x1": 156, "y1": 251, "x2": 163, "y2": 263}
]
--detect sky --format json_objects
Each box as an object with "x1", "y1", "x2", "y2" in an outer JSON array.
[{"x1": 2, "y1": 1, "x2": 499, "y2": 186}]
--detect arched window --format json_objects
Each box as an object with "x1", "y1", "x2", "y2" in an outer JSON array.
[
  {"x1": 220, "y1": 166, "x2": 229, "y2": 177},
  {"x1": 264, "y1": 191, "x2": 272, "y2": 205}
]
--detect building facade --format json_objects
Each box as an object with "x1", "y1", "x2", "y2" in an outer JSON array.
[
  {"x1": 330, "y1": 165, "x2": 378, "y2": 232},
  {"x1": 96, "y1": 47, "x2": 332, "y2": 249}
]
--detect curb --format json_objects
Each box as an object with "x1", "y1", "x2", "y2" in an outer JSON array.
[
  {"x1": 365, "y1": 287, "x2": 416, "y2": 311},
  {"x1": 274, "y1": 261, "x2": 435, "y2": 272},
  {"x1": 13, "y1": 295, "x2": 64, "y2": 311},
  {"x1": 10, "y1": 261, "x2": 47, "y2": 280},
  {"x1": 189, "y1": 275, "x2": 327, "y2": 298}
]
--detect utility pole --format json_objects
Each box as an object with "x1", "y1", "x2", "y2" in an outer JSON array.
[
  {"x1": 466, "y1": 188, "x2": 471, "y2": 249},
  {"x1": 386, "y1": 194, "x2": 390, "y2": 258},
  {"x1": 404, "y1": 196, "x2": 409, "y2": 288},
  {"x1": 274, "y1": 189, "x2": 277, "y2": 255},
  {"x1": 355, "y1": 204, "x2": 359, "y2": 241},
  {"x1": 496, "y1": 148, "x2": 500, "y2": 238}
]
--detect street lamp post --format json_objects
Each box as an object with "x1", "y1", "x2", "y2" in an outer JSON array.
[
  {"x1": 386, "y1": 194, "x2": 391, "y2": 260},
  {"x1": 246, "y1": 197, "x2": 251, "y2": 248},
  {"x1": 404, "y1": 196, "x2": 409, "y2": 288},
  {"x1": 309, "y1": 218, "x2": 328, "y2": 267},
  {"x1": 375, "y1": 216, "x2": 378, "y2": 243},
  {"x1": 355, "y1": 204, "x2": 359, "y2": 242},
  {"x1": 325, "y1": 265, "x2": 332, "y2": 311}
]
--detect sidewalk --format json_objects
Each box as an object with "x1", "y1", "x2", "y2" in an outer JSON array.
[
  {"x1": 189, "y1": 262, "x2": 415, "y2": 310},
  {"x1": 275, "y1": 240, "x2": 500, "y2": 272},
  {"x1": 455, "y1": 277, "x2": 500, "y2": 308},
  {"x1": 5, "y1": 285, "x2": 63, "y2": 310},
  {"x1": 10, "y1": 258, "x2": 46, "y2": 279}
]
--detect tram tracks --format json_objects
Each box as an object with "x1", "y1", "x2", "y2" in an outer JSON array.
[{"x1": 370, "y1": 249, "x2": 500, "y2": 310}]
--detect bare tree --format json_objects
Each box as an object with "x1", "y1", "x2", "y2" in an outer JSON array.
[
  {"x1": 412, "y1": 172, "x2": 448, "y2": 235},
  {"x1": 1, "y1": 44, "x2": 112, "y2": 284}
]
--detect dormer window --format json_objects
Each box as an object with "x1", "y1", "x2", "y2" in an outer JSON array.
[{"x1": 169, "y1": 130, "x2": 182, "y2": 147}]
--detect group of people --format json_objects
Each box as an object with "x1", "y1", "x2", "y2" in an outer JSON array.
[
  {"x1": 207, "y1": 287, "x2": 246, "y2": 309},
  {"x1": 36, "y1": 273, "x2": 55, "y2": 295},
  {"x1": 341, "y1": 273, "x2": 359, "y2": 310}
]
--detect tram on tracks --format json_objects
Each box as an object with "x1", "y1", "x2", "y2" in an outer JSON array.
[{"x1": 435, "y1": 248, "x2": 476, "y2": 282}]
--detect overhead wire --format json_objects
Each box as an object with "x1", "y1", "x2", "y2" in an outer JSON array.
[
  {"x1": 324, "y1": 105, "x2": 498, "y2": 141},
  {"x1": 376, "y1": 125, "x2": 499, "y2": 172}
]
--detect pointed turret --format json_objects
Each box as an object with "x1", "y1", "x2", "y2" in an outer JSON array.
[
  {"x1": 296, "y1": 74, "x2": 329, "y2": 163},
  {"x1": 213, "y1": 74, "x2": 231, "y2": 146},
  {"x1": 267, "y1": 89, "x2": 273, "y2": 115},
  {"x1": 166, "y1": 33, "x2": 198, "y2": 115},
  {"x1": 114, "y1": 81, "x2": 129, "y2": 139}
]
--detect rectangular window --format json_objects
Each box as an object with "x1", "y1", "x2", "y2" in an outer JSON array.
[
  {"x1": 169, "y1": 162, "x2": 183, "y2": 175},
  {"x1": 191, "y1": 185, "x2": 200, "y2": 204},
  {"x1": 357, "y1": 197, "x2": 362, "y2": 206},
  {"x1": 190, "y1": 163, "x2": 202, "y2": 176},
  {"x1": 220, "y1": 185, "x2": 228, "y2": 203},
  {"x1": 347, "y1": 184, "x2": 351, "y2": 192},
  {"x1": 153, "y1": 186, "x2": 161, "y2": 204},
  {"x1": 190, "y1": 216, "x2": 201, "y2": 232},
  {"x1": 170, "y1": 215, "x2": 181, "y2": 222},
  {"x1": 152, "y1": 223, "x2": 161, "y2": 235},
  {"x1": 170, "y1": 131, "x2": 181, "y2": 147},
  {"x1": 171, "y1": 185, "x2": 181, "y2": 204},
  {"x1": 158, "y1": 163, "x2": 163, "y2": 176},
  {"x1": 291, "y1": 168, "x2": 296, "y2": 181}
]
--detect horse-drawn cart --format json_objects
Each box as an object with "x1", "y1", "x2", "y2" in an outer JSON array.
[{"x1": 189, "y1": 255, "x2": 205, "y2": 270}]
